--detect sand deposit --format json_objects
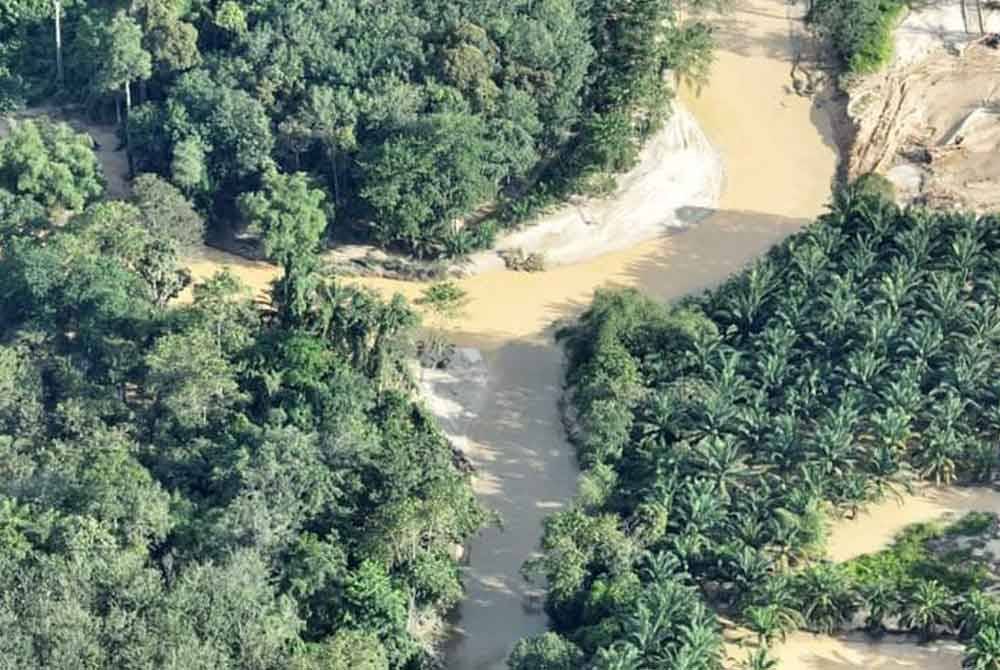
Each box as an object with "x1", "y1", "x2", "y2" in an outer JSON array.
[
  {"x1": 770, "y1": 632, "x2": 963, "y2": 670},
  {"x1": 466, "y1": 104, "x2": 725, "y2": 272},
  {"x1": 827, "y1": 486, "x2": 1000, "y2": 563}
]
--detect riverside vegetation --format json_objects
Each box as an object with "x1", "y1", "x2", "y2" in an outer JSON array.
[
  {"x1": 0, "y1": 136, "x2": 487, "y2": 669},
  {"x1": 0, "y1": 0, "x2": 718, "y2": 259},
  {"x1": 515, "y1": 181, "x2": 1000, "y2": 669}
]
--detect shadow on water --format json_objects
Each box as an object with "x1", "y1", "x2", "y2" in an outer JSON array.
[
  {"x1": 623, "y1": 207, "x2": 811, "y2": 304},
  {"x1": 439, "y1": 335, "x2": 579, "y2": 670}
]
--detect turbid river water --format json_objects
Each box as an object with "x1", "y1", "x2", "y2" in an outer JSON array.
[{"x1": 184, "y1": 1, "x2": 990, "y2": 668}]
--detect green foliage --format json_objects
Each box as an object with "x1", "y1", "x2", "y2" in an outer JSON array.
[
  {"x1": 948, "y1": 512, "x2": 996, "y2": 537},
  {"x1": 965, "y1": 626, "x2": 1000, "y2": 670},
  {"x1": 131, "y1": 173, "x2": 205, "y2": 253},
  {"x1": 853, "y1": 172, "x2": 897, "y2": 201},
  {"x1": 416, "y1": 281, "x2": 469, "y2": 322},
  {"x1": 361, "y1": 113, "x2": 496, "y2": 258},
  {"x1": 508, "y1": 632, "x2": 584, "y2": 670},
  {"x1": 0, "y1": 118, "x2": 103, "y2": 210},
  {"x1": 808, "y1": 0, "x2": 906, "y2": 74},
  {"x1": 239, "y1": 170, "x2": 328, "y2": 272},
  {"x1": 97, "y1": 11, "x2": 151, "y2": 94},
  {"x1": 535, "y1": 187, "x2": 1000, "y2": 663},
  {"x1": 0, "y1": 201, "x2": 483, "y2": 668},
  {"x1": 847, "y1": 518, "x2": 989, "y2": 594},
  {"x1": 0, "y1": 186, "x2": 46, "y2": 241},
  {"x1": 238, "y1": 170, "x2": 328, "y2": 322},
  {"x1": 1, "y1": 0, "x2": 717, "y2": 260}
]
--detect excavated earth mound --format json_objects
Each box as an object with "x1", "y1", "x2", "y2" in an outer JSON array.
[{"x1": 846, "y1": 2, "x2": 1000, "y2": 212}]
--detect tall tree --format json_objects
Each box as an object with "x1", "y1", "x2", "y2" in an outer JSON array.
[
  {"x1": 99, "y1": 11, "x2": 152, "y2": 176},
  {"x1": 238, "y1": 170, "x2": 329, "y2": 323}
]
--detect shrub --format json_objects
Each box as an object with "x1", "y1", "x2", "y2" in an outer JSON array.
[
  {"x1": 809, "y1": 0, "x2": 906, "y2": 74},
  {"x1": 852, "y1": 172, "x2": 897, "y2": 201}
]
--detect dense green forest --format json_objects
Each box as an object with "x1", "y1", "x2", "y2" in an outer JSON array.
[
  {"x1": 0, "y1": 143, "x2": 484, "y2": 668},
  {"x1": 0, "y1": 0, "x2": 716, "y2": 258},
  {"x1": 514, "y1": 183, "x2": 1000, "y2": 668}
]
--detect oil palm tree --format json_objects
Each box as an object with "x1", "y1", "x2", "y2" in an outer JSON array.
[
  {"x1": 959, "y1": 592, "x2": 1000, "y2": 641},
  {"x1": 965, "y1": 626, "x2": 1000, "y2": 670},
  {"x1": 861, "y1": 577, "x2": 900, "y2": 635},
  {"x1": 740, "y1": 647, "x2": 779, "y2": 670},
  {"x1": 795, "y1": 563, "x2": 858, "y2": 634},
  {"x1": 690, "y1": 436, "x2": 751, "y2": 499},
  {"x1": 899, "y1": 579, "x2": 954, "y2": 641},
  {"x1": 592, "y1": 643, "x2": 642, "y2": 670},
  {"x1": 744, "y1": 605, "x2": 792, "y2": 645},
  {"x1": 917, "y1": 427, "x2": 960, "y2": 485}
]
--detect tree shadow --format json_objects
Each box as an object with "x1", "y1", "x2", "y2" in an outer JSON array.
[{"x1": 436, "y1": 333, "x2": 580, "y2": 670}]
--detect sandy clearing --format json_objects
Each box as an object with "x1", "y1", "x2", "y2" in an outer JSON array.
[
  {"x1": 846, "y1": 1, "x2": 1000, "y2": 212},
  {"x1": 771, "y1": 632, "x2": 964, "y2": 670},
  {"x1": 893, "y1": 0, "x2": 1000, "y2": 67},
  {"x1": 827, "y1": 486, "x2": 1000, "y2": 563}
]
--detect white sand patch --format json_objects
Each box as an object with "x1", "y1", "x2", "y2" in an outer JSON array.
[
  {"x1": 465, "y1": 103, "x2": 724, "y2": 273},
  {"x1": 894, "y1": 0, "x2": 1000, "y2": 67},
  {"x1": 770, "y1": 631, "x2": 963, "y2": 670},
  {"x1": 416, "y1": 347, "x2": 489, "y2": 457}
]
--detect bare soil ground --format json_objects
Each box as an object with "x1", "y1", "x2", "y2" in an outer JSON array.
[{"x1": 845, "y1": 2, "x2": 1000, "y2": 211}]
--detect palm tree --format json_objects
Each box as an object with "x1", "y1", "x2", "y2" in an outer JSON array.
[
  {"x1": 592, "y1": 642, "x2": 643, "y2": 670},
  {"x1": 637, "y1": 389, "x2": 687, "y2": 448},
  {"x1": 959, "y1": 592, "x2": 1000, "y2": 641},
  {"x1": 950, "y1": 228, "x2": 984, "y2": 284},
  {"x1": 922, "y1": 271, "x2": 968, "y2": 327},
  {"x1": 864, "y1": 445, "x2": 914, "y2": 503},
  {"x1": 861, "y1": 577, "x2": 899, "y2": 635},
  {"x1": 741, "y1": 647, "x2": 779, "y2": 670},
  {"x1": 744, "y1": 605, "x2": 795, "y2": 645},
  {"x1": 721, "y1": 260, "x2": 777, "y2": 333},
  {"x1": 795, "y1": 563, "x2": 858, "y2": 634},
  {"x1": 690, "y1": 436, "x2": 751, "y2": 499},
  {"x1": 917, "y1": 429, "x2": 959, "y2": 485},
  {"x1": 965, "y1": 627, "x2": 1000, "y2": 670},
  {"x1": 899, "y1": 580, "x2": 954, "y2": 641},
  {"x1": 870, "y1": 406, "x2": 915, "y2": 453},
  {"x1": 727, "y1": 544, "x2": 772, "y2": 604}
]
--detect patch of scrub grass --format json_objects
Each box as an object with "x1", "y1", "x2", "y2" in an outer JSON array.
[
  {"x1": 946, "y1": 511, "x2": 995, "y2": 537},
  {"x1": 846, "y1": 514, "x2": 994, "y2": 594}
]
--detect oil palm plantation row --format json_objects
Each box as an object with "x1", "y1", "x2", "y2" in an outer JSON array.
[{"x1": 511, "y1": 182, "x2": 1000, "y2": 669}]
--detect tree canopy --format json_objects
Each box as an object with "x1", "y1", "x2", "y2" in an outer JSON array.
[
  {"x1": 0, "y1": 117, "x2": 103, "y2": 210},
  {"x1": 0, "y1": 171, "x2": 483, "y2": 668},
  {"x1": 0, "y1": 0, "x2": 718, "y2": 259}
]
